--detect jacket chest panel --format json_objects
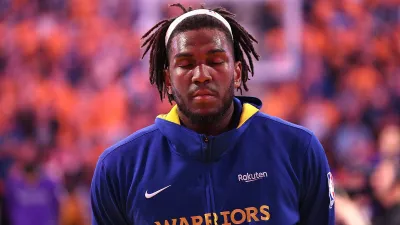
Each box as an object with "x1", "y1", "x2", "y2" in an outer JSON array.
[{"x1": 129, "y1": 149, "x2": 299, "y2": 225}]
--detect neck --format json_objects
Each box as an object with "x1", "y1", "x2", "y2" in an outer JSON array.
[{"x1": 178, "y1": 102, "x2": 235, "y2": 136}]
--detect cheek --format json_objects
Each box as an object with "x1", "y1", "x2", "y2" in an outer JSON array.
[
  {"x1": 216, "y1": 67, "x2": 235, "y2": 84},
  {"x1": 170, "y1": 71, "x2": 191, "y2": 90}
]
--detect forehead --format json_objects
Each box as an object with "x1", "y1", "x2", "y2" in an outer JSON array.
[{"x1": 168, "y1": 29, "x2": 233, "y2": 56}]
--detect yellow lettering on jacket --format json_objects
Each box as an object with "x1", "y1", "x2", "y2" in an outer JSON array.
[{"x1": 154, "y1": 205, "x2": 271, "y2": 225}]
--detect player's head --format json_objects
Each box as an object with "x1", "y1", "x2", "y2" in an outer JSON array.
[
  {"x1": 141, "y1": 3, "x2": 259, "y2": 124},
  {"x1": 370, "y1": 158, "x2": 400, "y2": 205}
]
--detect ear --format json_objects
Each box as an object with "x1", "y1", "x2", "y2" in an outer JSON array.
[
  {"x1": 234, "y1": 61, "x2": 242, "y2": 89},
  {"x1": 164, "y1": 69, "x2": 172, "y2": 94}
]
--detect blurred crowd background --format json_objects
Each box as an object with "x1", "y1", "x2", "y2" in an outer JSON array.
[{"x1": 0, "y1": 0, "x2": 399, "y2": 225}]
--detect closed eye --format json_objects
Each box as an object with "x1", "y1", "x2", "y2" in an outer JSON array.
[
  {"x1": 178, "y1": 63, "x2": 194, "y2": 69},
  {"x1": 210, "y1": 60, "x2": 225, "y2": 66},
  {"x1": 208, "y1": 53, "x2": 227, "y2": 66},
  {"x1": 175, "y1": 58, "x2": 195, "y2": 69}
]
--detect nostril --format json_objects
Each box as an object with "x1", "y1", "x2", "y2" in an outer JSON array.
[{"x1": 194, "y1": 80, "x2": 210, "y2": 86}]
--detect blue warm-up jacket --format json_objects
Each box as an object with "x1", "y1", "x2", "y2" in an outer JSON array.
[{"x1": 91, "y1": 96, "x2": 335, "y2": 225}]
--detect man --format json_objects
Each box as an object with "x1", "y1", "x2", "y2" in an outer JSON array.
[
  {"x1": 91, "y1": 3, "x2": 335, "y2": 225},
  {"x1": 370, "y1": 158, "x2": 400, "y2": 225},
  {"x1": 5, "y1": 155, "x2": 60, "y2": 225}
]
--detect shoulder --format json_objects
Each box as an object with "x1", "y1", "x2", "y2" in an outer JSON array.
[
  {"x1": 252, "y1": 112, "x2": 315, "y2": 148},
  {"x1": 97, "y1": 124, "x2": 160, "y2": 167},
  {"x1": 252, "y1": 113, "x2": 330, "y2": 172},
  {"x1": 255, "y1": 112, "x2": 313, "y2": 133}
]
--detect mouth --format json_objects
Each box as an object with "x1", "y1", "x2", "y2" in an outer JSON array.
[
  {"x1": 192, "y1": 89, "x2": 215, "y2": 97},
  {"x1": 192, "y1": 89, "x2": 217, "y2": 101},
  {"x1": 193, "y1": 95, "x2": 215, "y2": 101}
]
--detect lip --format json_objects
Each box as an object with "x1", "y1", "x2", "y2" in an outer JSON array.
[{"x1": 192, "y1": 89, "x2": 215, "y2": 97}]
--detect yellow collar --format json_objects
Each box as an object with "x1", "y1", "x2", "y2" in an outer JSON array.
[{"x1": 157, "y1": 103, "x2": 259, "y2": 128}]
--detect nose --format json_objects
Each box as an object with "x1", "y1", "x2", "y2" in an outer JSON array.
[{"x1": 192, "y1": 64, "x2": 212, "y2": 84}]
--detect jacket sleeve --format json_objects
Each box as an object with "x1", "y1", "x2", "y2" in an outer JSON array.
[
  {"x1": 299, "y1": 134, "x2": 335, "y2": 225},
  {"x1": 91, "y1": 160, "x2": 130, "y2": 225}
]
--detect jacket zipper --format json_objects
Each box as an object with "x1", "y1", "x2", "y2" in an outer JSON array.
[
  {"x1": 203, "y1": 136, "x2": 211, "y2": 162},
  {"x1": 203, "y1": 136, "x2": 216, "y2": 224}
]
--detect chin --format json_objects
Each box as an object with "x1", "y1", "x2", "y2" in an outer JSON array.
[
  {"x1": 175, "y1": 96, "x2": 231, "y2": 124},
  {"x1": 190, "y1": 106, "x2": 220, "y2": 116},
  {"x1": 188, "y1": 111, "x2": 225, "y2": 125}
]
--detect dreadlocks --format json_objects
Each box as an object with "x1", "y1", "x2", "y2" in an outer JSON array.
[{"x1": 141, "y1": 3, "x2": 260, "y2": 103}]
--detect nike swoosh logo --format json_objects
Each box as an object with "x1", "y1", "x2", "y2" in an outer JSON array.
[{"x1": 145, "y1": 185, "x2": 171, "y2": 199}]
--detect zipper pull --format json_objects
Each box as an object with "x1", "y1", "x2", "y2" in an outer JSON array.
[{"x1": 203, "y1": 136, "x2": 211, "y2": 162}]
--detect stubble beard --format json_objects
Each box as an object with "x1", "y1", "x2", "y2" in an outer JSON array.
[{"x1": 171, "y1": 79, "x2": 235, "y2": 126}]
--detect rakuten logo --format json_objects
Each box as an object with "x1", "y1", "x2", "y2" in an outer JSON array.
[{"x1": 238, "y1": 172, "x2": 268, "y2": 182}]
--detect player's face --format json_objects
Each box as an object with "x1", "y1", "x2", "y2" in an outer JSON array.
[
  {"x1": 165, "y1": 28, "x2": 241, "y2": 124},
  {"x1": 370, "y1": 160, "x2": 397, "y2": 200}
]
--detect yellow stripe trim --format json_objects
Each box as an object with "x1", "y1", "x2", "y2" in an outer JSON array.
[
  {"x1": 156, "y1": 105, "x2": 181, "y2": 125},
  {"x1": 237, "y1": 103, "x2": 259, "y2": 128},
  {"x1": 157, "y1": 103, "x2": 259, "y2": 128}
]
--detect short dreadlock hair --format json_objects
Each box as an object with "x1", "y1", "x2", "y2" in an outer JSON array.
[{"x1": 141, "y1": 3, "x2": 260, "y2": 103}]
